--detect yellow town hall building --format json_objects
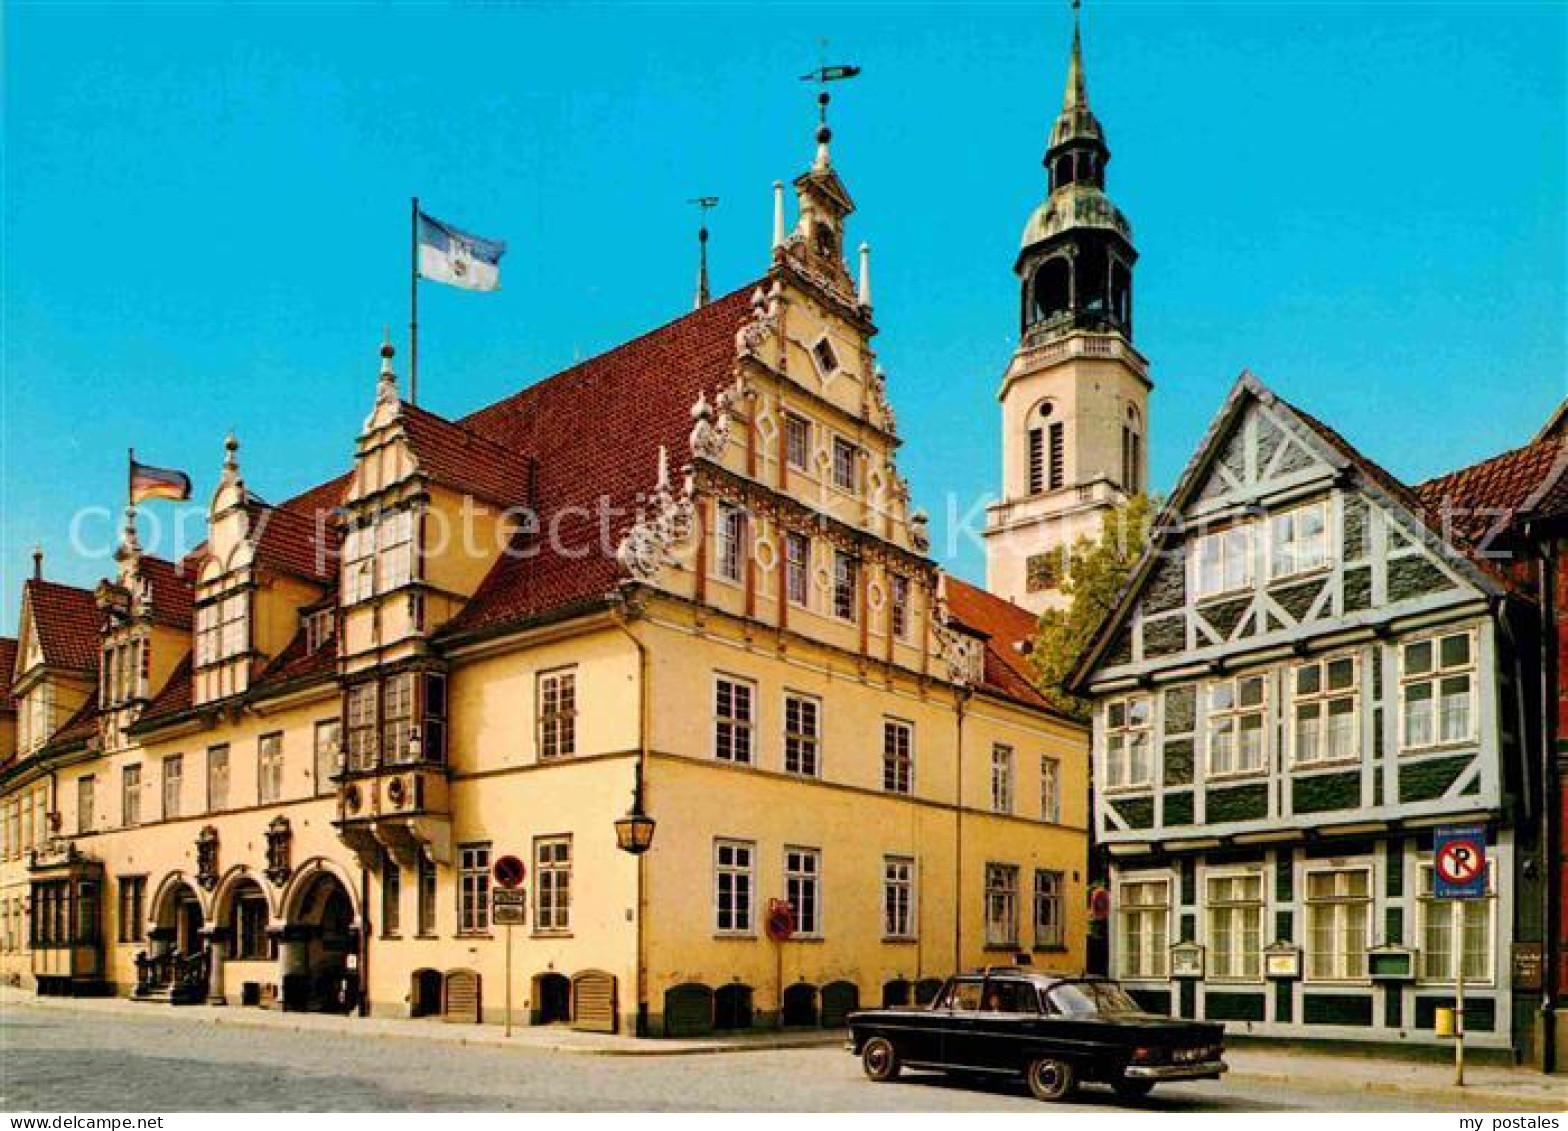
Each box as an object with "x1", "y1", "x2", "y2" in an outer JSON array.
[{"x1": 0, "y1": 53, "x2": 1096, "y2": 1036}]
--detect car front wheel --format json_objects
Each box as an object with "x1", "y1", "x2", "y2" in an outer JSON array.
[
  {"x1": 1026, "y1": 1057, "x2": 1077, "y2": 1102},
  {"x1": 861, "y1": 1036, "x2": 901, "y2": 1082},
  {"x1": 1112, "y1": 1079, "x2": 1156, "y2": 1100}
]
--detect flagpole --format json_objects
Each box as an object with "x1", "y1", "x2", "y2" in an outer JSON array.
[{"x1": 410, "y1": 195, "x2": 420, "y2": 405}]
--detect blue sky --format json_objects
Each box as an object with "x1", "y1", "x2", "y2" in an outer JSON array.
[{"x1": 3, "y1": 2, "x2": 1564, "y2": 635}]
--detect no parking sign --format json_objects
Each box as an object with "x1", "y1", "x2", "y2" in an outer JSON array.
[{"x1": 1432, "y1": 824, "x2": 1488, "y2": 900}]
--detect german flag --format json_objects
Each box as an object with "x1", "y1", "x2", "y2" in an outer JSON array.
[{"x1": 129, "y1": 456, "x2": 192, "y2": 504}]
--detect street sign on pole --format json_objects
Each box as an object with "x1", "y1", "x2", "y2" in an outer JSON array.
[
  {"x1": 492, "y1": 880, "x2": 528, "y2": 1036},
  {"x1": 493, "y1": 855, "x2": 527, "y2": 890},
  {"x1": 1432, "y1": 824, "x2": 1488, "y2": 1088}
]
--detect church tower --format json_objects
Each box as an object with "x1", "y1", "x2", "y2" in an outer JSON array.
[{"x1": 982, "y1": 10, "x2": 1150, "y2": 614}]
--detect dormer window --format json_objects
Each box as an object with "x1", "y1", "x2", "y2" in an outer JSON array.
[
  {"x1": 195, "y1": 592, "x2": 248, "y2": 667},
  {"x1": 101, "y1": 637, "x2": 146, "y2": 707},
  {"x1": 304, "y1": 608, "x2": 335, "y2": 654},
  {"x1": 343, "y1": 508, "x2": 418, "y2": 604}
]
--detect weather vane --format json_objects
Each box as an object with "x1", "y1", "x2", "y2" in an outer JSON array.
[
  {"x1": 688, "y1": 197, "x2": 719, "y2": 308},
  {"x1": 800, "y1": 40, "x2": 861, "y2": 132}
]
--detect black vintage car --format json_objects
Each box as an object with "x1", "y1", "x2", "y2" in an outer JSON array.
[{"x1": 846, "y1": 969, "x2": 1226, "y2": 1102}]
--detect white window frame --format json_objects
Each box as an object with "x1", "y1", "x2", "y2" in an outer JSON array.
[
  {"x1": 1399, "y1": 629, "x2": 1479, "y2": 752},
  {"x1": 713, "y1": 675, "x2": 755, "y2": 766},
  {"x1": 990, "y1": 743, "x2": 1014, "y2": 814},
  {"x1": 1033, "y1": 868, "x2": 1065, "y2": 949},
  {"x1": 1204, "y1": 869, "x2": 1265, "y2": 982},
  {"x1": 714, "y1": 502, "x2": 745, "y2": 584},
  {"x1": 1268, "y1": 500, "x2": 1330, "y2": 581},
  {"x1": 783, "y1": 692, "x2": 821, "y2": 778},
  {"x1": 984, "y1": 862, "x2": 1020, "y2": 949},
  {"x1": 1040, "y1": 755, "x2": 1062, "y2": 823},
  {"x1": 785, "y1": 531, "x2": 811, "y2": 608},
  {"x1": 534, "y1": 835, "x2": 572, "y2": 934},
  {"x1": 1205, "y1": 674, "x2": 1269, "y2": 779},
  {"x1": 1304, "y1": 865, "x2": 1372, "y2": 982},
  {"x1": 784, "y1": 413, "x2": 811, "y2": 471},
  {"x1": 1104, "y1": 695, "x2": 1153, "y2": 791},
  {"x1": 785, "y1": 846, "x2": 822, "y2": 938},
  {"x1": 314, "y1": 718, "x2": 342, "y2": 796},
  {"x1": 1416, "y1": 862, "x2": 1496, "y2": 985},
  {"x1": 811, "y1": 335, "x2": 842, "y2": 379},
  {"x1": 207, "y1": 745, "x2": 230, "y2": 813},
  {"x1": 161, "y1": 754, "x2": 182, "y2": 821},
  {"x1": 883, "y1": 856, "x2": 916, "y2": 940},
  {"x1": 458, "y1": 842, "x2": 491, "y2": 935},
  {"x1": 713, "y1": 838, "x2": 755, "y2": 936},
  {"x1": 1116, "y1": 874, "x2": 1172, "y2": 980},
  {"x1": 1290, "y1": 653, "x2": 1361, "y2": 767},
  {"x1": 122, "y1": 765, "x2": 142, "y2": 828},
  {"x1": 830, "y1": 435, "x2": 858, "y2": 493},
  {"x1": 537, "y1": 667, "x2": 578, "y2": 761},
  {"x1": 832, "y1": 551, "x2": 859, "y2": 622},
  {"x1": 258, "y1": 732, "x2": 284, "y2": 804},
  {"x1": 889, "y1": 574, "x2": 910, "y2": 641},
  {"x1": 882, "y1": 718, "x2": 913, "y2": 794},
  {"x1": 76, "y1": 775, "x2": 95, "y2": 836},
  {"x1": 1191, "y1": 524, "x2": 1254, "y2": 599}
]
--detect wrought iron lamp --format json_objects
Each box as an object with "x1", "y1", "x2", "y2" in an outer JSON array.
[{"x1": 614, "y1": 763, "x2": 656, "y2": 855}]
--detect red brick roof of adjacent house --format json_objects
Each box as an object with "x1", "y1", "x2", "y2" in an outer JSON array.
[
  {"x1": 137, "y1": 556, "x2": 195, "y2": 631},
  {"x1": 400, "y1": 403, "x2": 536, "y2": 511},
  {"x1": 943, "y1": 576, "x2": 1061, "y2": 715},
  {"x1": 246, "y1": 497, "x2": 341, "y2": 584},
  {"x1": 255, "y1": 627, "x2": 337, "y2": 693},
  {"x1": 1416, "y1": 436, "x2": 1568, "y2": 546},
  {"x1": 21, "y1": 578, "x2": 100, "y2": 674},
  {"x1": 437, "y1": 281, "x2": 762, "y2": 640},
  {"x1": 0, "y1": 637, "x2": 17, "y2": 715},
  {"x1": 138, "y1": 654, "x2": 193, "y2": 726},
  {"x1": 47, "y1": 686, "x2": 101, "y2": 751}
]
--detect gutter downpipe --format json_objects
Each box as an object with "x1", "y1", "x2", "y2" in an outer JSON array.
[
  {"x1": 954, "y1": 684, "x2": 972, "y2": 972},
  {"x1": 611, "y1": 586, "x2": 651, "y2": 1038},
  {"x1": 1528, "y1": 525, "x2": 1561, "y2": 1073}
]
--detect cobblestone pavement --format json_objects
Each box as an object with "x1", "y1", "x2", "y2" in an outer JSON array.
[{"x1": 0, "y1": 1001, "x2": 1488, "y2": 1112}]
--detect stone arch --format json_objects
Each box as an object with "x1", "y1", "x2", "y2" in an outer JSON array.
[
  {"x1": 211, "y1": 865, "x2": 275, "y2": 924},
  {"x1": 278, "y1": 856, "x2": 361, "y2": 925},
  {"x1": 1030, "y1": 257, "x2": 1072, "y2": 326},
  {"x1": 148, "y1": 872, "x2": 207, "y2": 951}
]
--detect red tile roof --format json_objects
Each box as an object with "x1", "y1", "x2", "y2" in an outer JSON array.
[
  {"x1": 1416, "y1": 437, "x2": 1568, "y2": 545},
  {"x1": 137, "y1": 654, "x2": 193, "y2": 726},
  {"x1": 248, "y1": 497, "x2": 340, "y2": 584},
  {"x1": 438, "y1": 281, "x2": 761, "y2": 640},
  {"x1": 47, "y1": 686, "x2": 100, "y2": 750},
  {"x1": 137, "y1": 556, "x2": 195, "y2": 631},
  {"x1": 0, "y1": 637, "x2": 17, "y2": 714},
  {"x1": 22, "y1": 579, "x2": 100, "y2": 673},
  {"x1": 400, "y1": 403, "x2": 535, "y2": 511},
  {"x1": 255, "y1": 627, "x2": 337, "y2": 693},
  {"x1": 943, "y1": 576, "x2": 1060, "y2": 714}
]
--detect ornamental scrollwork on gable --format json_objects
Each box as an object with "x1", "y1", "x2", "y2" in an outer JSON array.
[
  {"x1": 617, "y1": 445, "x2": 697, "y2": 582},
  {"x1": 735, "y1": 281, "x2": 783, "y2": 360}
]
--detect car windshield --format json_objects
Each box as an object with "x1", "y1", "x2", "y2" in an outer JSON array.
[{"x1": 1046, "y1": 980, "x2": 1144, "y2": 1016}]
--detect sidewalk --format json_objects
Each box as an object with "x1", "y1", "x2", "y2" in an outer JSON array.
[{"x1": 4, "y1": 986, "x2": 1564, "y2": 1109}]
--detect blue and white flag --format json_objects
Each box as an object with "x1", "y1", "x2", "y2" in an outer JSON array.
[{"x1": 417, "y1": 211, "x2": 506, "y2": 291}]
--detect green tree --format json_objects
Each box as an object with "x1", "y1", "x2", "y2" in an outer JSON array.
[{"x1": 1029, "y1": 493, "x2": 1157, "y2": 721}]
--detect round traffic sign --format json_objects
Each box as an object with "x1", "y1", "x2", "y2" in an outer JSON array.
[
  {"x1": 493, "y1": 854, "x2": 527, "y2": 889},
  {"x1": 765, "y1": 898, "x2": 795, "y2": 942},
  {"x1": 1435, "y1": 837, "x2": 1484, "y2": 886}
]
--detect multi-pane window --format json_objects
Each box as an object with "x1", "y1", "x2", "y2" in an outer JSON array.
[
  {"x1": 382, "y1": 672, "x2": 416, "y2": 765},
  {"x1": 714, "y1": 677, "x2": 754, "y2": 765},
  {"x1": 1269, "y1": 501, "x2": 1329, "y2": 579},
  {"x1": 1118, "y1": 878, "x2": 1170, "y2": 979},
  {"x1": 258, "y1": 733, "x2": 284, "y2": 804},
  {"x1": 381, "y1": 853, "x2": 402, "y2": 936},
  {"x1": 195, "y1": 592, "x2": 248, "y2": 666},
  {"x1": 1105, "y1": 695, "x2": 1152, "y2": 789},
  {"x1": 76, "y1": 776, "x2": 95, "y2": 835},
  {"x1": 784, "y1": 693, "x2": 821, "y2": 777},
  {"x1": 832, "y1": 551, "x2": 858, "y2": 621},
  {"x1": 883, "y1": 856, "x2": 915, "y2": 939},
  {"x1": 889, "y1": 574, "x2": 910, "y2": 641},
  {"x1": 535, "y1": 836, "x2": 572, "y2": 933},
  {"x1": 882, "y1": 719, "x2": 913, "y2": 794},
  {"x1": 1034, "y1": 869, "x2": 1065, "y2": 948},
  {"x1": 1401, "y1": 631, "x2": 1476, "y2": 750},
  {"x1": 304, "y1": 608, "x2": 335, "y2": 654},
  {"x1": 314, "y1": 719, "x2": 342, "y2": 795},
  {"x1": 985, "y1": 863, "x2": 1020, "y2": 948},
  {"x1": 117, "y1": 876, "x2": 145, "y2": 943},
  {"x1": 785, "y1": 532, "x2": 810, "y2": 607},
  {"x1": 207, "y1": 746, "x2": 230, "y2": 812},
  {"x1": 1207, "y1": 675, "x2": 1268, "y2": 777},
  {"x1": 785, "y1": 414, "x2": 811, "y2": 470},
  {"x1": 458, "y1": 843, "x2": 491, "y2": 934},
  {"x1": 237, "y1": 893, "x2": 272, "y2": 959},
  {"x1": 785, "y1": 847, "x2": 822, "y2": 936},
  {"x1": 714, "y1": 839, "x2": 754, "y2": 934},
  {"x1": 122, "y1": 765, "x2": 142, "y2": 827},
  {"x1": 1193, "y1": 524, "x2": 1253, "y2": 598},
  {"x1": 102, "y1": 637, "x2": 146, "y2": 707},
  {"x1": 417, "y1": 854, "x2": 437, "y2": 935},
  {"x1": 714, "y1": 503, "x2": 744, "y2": 583},
  {"x1": 20, "y1": 683, "x2": 54, "y2": 753},
  {"x1": 831, "y1": 436, "x2": 858, "y2": 492},
  {"x1": 1305, "y1": 868, "x2": 1370, "y2": 981},
  {"x1": 346, "y1": 683, "x2": 378, "y2": 772},
  {"x1": 1292, "y1": 656, "x2": 1359, "y2": 765},
  {"x1": 344, "y1": 510, "x2": 417, "y2": 602},
  {"x1": 1040, "y1": 755, "x2": 1061, "y2": 823},
  {"x1": 538, "y1": 669, "x2": 577, "y2": 760},
  {"x1": 1418, "y1": 864, "x2": 1493, "y2": 982},
  {"x1": 161, "y1": 755, "x2": 183, "y2": 820},
  {"x1": 991, "y1": 744, "x2": 1014, "y2": 813},
  {"x1": 343, "y1": 523, "x2": 375, "y2": 603},
  {"x1": 1206, "y1": 872, "x2": 1264, "y2": 980}
]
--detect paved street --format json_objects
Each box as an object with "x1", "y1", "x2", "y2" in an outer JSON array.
[{"x1": 1, "y1": 1000, "x2": 1484, "y2": 1112}]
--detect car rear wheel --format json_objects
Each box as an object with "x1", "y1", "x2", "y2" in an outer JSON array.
[
  {"x1": 1112, "y1": 1079, "x2": 1156, "y2": 1100},
  {"x1": 1026, "y1": 1057, "x2": 1077, "y2": 1102},
  {"x1": 861, "y1": 1037, "x2": 901, "y2": 1082}
]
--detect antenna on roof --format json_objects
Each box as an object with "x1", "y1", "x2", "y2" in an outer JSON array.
[{"x1": 689, "y1": 196, "x2": 719, "y2": 309}]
